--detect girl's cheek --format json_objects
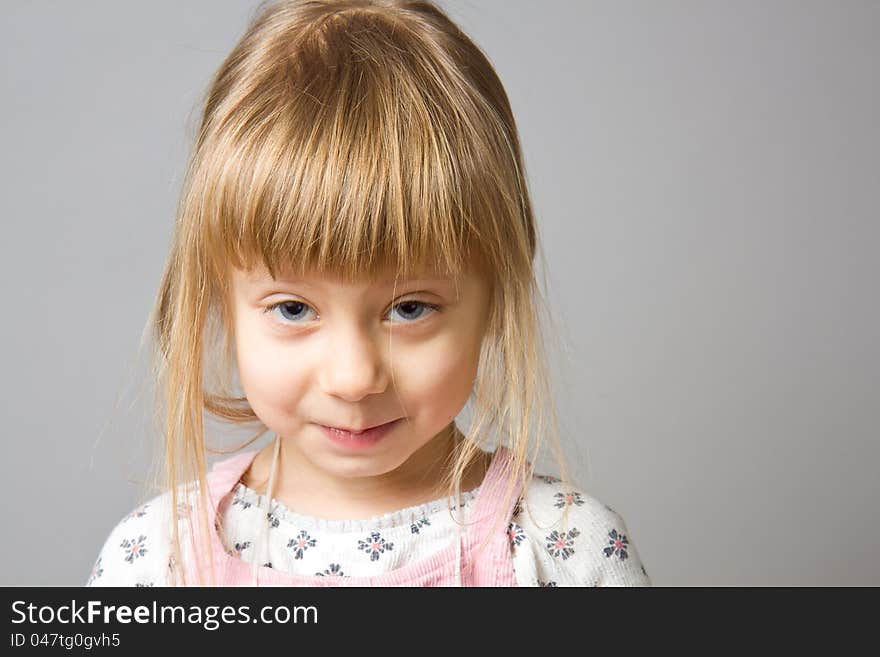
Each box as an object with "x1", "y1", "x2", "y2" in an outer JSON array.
[
  {"x1": 237, "y1": 358, "x2": 311, "y2": 435},
  {"x1": 235, "y1": 327, "x2": 310, "y2": 413},
  {"x1": 393, "y1": 332, "x2": 481, "y2": 403},
  {"x1": 248, "y1": 342, "x2": 309, "y2": 388}
]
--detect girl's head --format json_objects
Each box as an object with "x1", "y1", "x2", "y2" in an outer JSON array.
[{"x1": 148, "y1": 0, "x2": 569, "y2": 584}]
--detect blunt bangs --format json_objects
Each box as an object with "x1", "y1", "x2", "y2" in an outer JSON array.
[{"x1": 192, "y1": 7, "x2": 514, "y2": 288}]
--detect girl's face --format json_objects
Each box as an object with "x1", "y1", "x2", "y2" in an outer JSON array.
[{"x1": 228, "y1": 262, "x2": 491, "y2": 482}]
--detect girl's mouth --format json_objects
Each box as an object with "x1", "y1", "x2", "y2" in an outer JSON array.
[{"x1": 318, "y1": 418, "x2": 402, "y2": 449}]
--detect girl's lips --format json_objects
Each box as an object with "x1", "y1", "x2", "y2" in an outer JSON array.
[{"x1": 318, "y1": 418, "x2": 402, "y2": 449}]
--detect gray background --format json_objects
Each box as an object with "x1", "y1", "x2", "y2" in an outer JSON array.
[{"x1": 2, "y1": 0, "x2": 877, "y2": 586}]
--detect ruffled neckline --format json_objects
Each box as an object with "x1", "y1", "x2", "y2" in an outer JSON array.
[{"x1": 228, "y1": 481, "x2": 482, "y2": 533}]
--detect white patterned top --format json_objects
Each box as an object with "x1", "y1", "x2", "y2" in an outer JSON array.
[{"x1": 87, "y1": 473, "x2": 652, "y2": 587}]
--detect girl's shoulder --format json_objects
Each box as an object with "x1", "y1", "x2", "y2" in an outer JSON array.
[
  {"x1": 508, "y1": 473, "x2": 653, "y2": 587},
  {"x1": 86, "y1": 455, "x2": 251, "y2": 587},
  {"x1": 85, "y1": 490, "x2": 178, "y2": 587}
]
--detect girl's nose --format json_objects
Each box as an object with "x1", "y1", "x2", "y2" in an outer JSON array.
[{"x1": 318, "y1": 328, "x2": 390, "y2": 402}]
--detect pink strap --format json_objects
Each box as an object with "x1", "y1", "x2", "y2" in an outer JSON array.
[
  {"x1": 207, "y1": 452, "x2": 257, "y2": 504},
  {"x1": 461, "y1": 447, "x2": 525, "y2": 585},
  {"x1": 470, "y1": 446, "x2": 522, "y2": 539}
]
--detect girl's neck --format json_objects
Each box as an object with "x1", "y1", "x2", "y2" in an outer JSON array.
[{"x1": 239, "y1": 425, "x2": 490, "y2": 521}]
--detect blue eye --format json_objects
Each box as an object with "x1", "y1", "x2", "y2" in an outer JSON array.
[
  {"x1": 388, "y1": 300, "x2": 439, "y2": 323},
  {"x1": 263, "y1": 299, "x2": 441, "y2": 326},
  {"x1": 265, "y1": 300, "x2": 314, "y2": 323}
]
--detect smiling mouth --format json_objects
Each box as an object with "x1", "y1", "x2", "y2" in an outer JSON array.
[
  {"x1": 318, "y1": 418, "x2": 403, "y2": 448},
  {"x1": 319, "y1": 419, "x2": 401, "y2": 434}
]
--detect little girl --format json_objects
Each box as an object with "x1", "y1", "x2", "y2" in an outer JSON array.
[{"x1": 87, "y1": 0, "x2": 650, "y2": 587}]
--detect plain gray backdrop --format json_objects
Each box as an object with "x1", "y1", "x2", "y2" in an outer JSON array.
[{"x1": 1, "y1": 0, "x2": 877, "y2": 586}]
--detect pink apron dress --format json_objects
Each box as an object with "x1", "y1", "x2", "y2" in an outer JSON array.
[{"x1": 179, "y1": 442, "x2": 524, "y2": 586}]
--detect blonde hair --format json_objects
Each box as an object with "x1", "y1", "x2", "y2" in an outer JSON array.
[{"x1": 140, "y1": 0, "x2": 576, "y2": 585}]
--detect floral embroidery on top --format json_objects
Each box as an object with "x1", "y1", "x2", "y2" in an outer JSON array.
[
  {"x1": 553, "y1": 491, "x2": 585, "y2": 508},
  {"x1": 545, "y1": 528, "x2": 580, "y2": 560},
  {"x1": 537, "y1": 579, "x2": 557, "y2": 587},
  {"x1": 231, "y1": 541, "x2": 252, "y2": 556},
  {"x1": 537, "y1": 474, "x2": 561, "y2": 484},
  {"x1": 602, "y1": 528, "x2": 629, "y2": 560},
  {"x1": 507, "y1": 522, "x2": 525, "y2": 549},
  {"x1": 176, "y1": 502, "x2": 192, "y2": 519},
  {"x1": 315, "y1": 563, "x2": 346, "y2": 577},
  {"x1": 87, "y1": 557, "x2": 103, "y2": 585},
  {"x1": 231, "y1": 490, "x2": 252, "y2": 510},
  {"x1": 287, "y1": 530, "x2": 316, "y2": 560},
  {"x1": 166, "y1": 555, "x2": 181, "y2": 585},
  {"x1": 358, "y1": 531, "x2": 394, "y2": 562},
  {"x1": 266, "y1": 511, "x2": 280, "y2": 529},
  {"x1": 120, "y1": 535, "x2": 148, "y2": 563},
  {"x1": 410, "y1": 517, "x2": 430, "y2": 534},
  {"x1": 124, "y1": 505, "x2": 149, "y2": 522}
]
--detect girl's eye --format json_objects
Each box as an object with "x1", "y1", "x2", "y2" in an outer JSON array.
[
  {"x1": 387, "y1": 300, "x2": 441, "y2": 323},
  {"x1": 262, "y1": 299, "x2": 441, "y2": 326}
]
